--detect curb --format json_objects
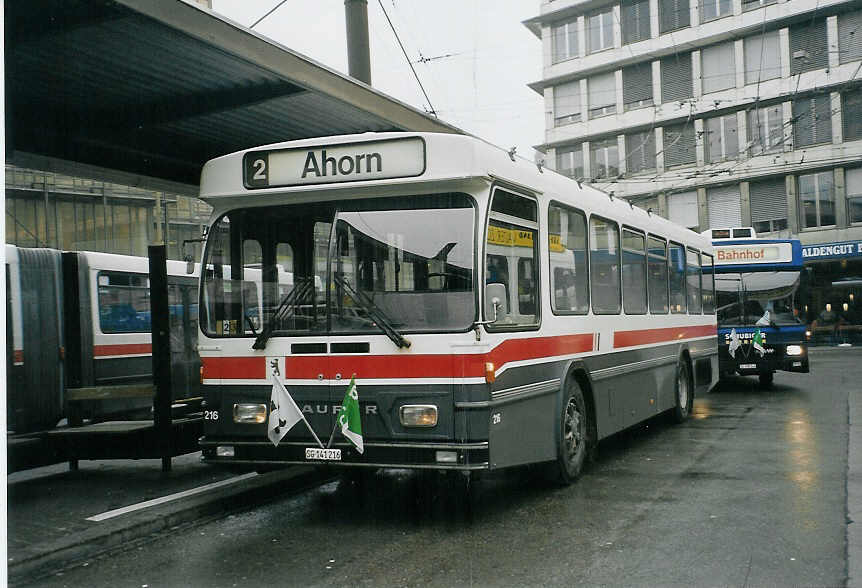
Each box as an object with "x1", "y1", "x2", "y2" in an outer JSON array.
[{"x1": 9, "y1": 466, "x2": 332, "y2": 585}]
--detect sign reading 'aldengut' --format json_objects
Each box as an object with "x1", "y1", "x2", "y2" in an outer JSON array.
[{"x1": 801, "y1": 241, "x2": 862, "y2": 261}]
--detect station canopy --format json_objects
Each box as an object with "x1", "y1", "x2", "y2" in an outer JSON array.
[{"x1": 5, "y1": 0, "x2": 461, "y2": 196}]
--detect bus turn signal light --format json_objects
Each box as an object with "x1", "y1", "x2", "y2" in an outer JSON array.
[{"x1": 485, "y1": 362, "x2": 495, "y2": 383}]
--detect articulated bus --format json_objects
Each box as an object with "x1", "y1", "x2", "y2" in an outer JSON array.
[
  {"x1": 704, "y1": 228, "x2": 809, "y2": 387},
  {"x1": 5, "y1": 246, "x2": 201, "y2": 433},
  {"x1": 197, "y1": 132, "x2": 718, "y2": 484}
]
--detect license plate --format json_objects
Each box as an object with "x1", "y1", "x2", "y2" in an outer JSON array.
[
  {"x1": 739, "y1": 363, "x2": 757, "y2": 369},
  {"x1": 305, "y1": 447, "x2": 341, "y2": 461}
]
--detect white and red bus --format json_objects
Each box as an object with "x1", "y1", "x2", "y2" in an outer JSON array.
[{"x1": 197, "y1": 132, "x2": 717, "y2": 483}]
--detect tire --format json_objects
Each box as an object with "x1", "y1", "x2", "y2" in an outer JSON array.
[
  {"x1": 670, "y1": 358, "x2": 693, "y2": 423},
  {"x1": 554, "y1": 381, "x2": 591, "y2": 485},
  {"x1": 758, "y1": 372, "x2": 774, "y2": 388}
]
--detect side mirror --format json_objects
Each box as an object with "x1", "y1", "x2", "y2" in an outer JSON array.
[
  {"x1": 485, "y1": 283, "x2": 508, "y2": 321},
  {"x1": 185, "y1": 255, "x2": 195, "y2": 275}
]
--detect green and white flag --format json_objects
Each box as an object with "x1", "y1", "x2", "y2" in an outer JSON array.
[
  {"x1": 337, "y1": 376, "x2": 364, "y2": 454},
  {"x1": 752, "y1": 329, "x2": 766, "y2": 356}
]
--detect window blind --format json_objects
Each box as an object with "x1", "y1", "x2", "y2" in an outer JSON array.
[
  {"x1": 661, "y1": 53, "x2": 693, "y2": 102},
  {"x1": 702, "y1": 42, "x2": 736, "y2": 94},
  {"x1": 660, "y1": 0, "x2": 690, "y2": 33},
  {"x1": 790, "y1": 19, "x2": 828, "y2": 74},
  {"x1": 744, "y1": 31, "x2": 781, "y2": 85},
  {"x1": 839, "y1": 10, "x2": 862, "y2": 64},
  {"x1": 622, "y1": 0, "x2": 651, "y2": 45},
  {"x1": 626, "y1": 130, "x2": 656, "y2": 174},
  {"x1": 663, "y1": 122, "x2": 696, "y2": 167},
  {"x1": 707, "y1": 185, "x2": 742, "y2": 227},
  {"x1": 623, "y1": 62, "x2": 653, "y2": 109},
  {"x1": 749, "y1": 178, "x2": 787, "y2": 223},
  {"x1": 793, "y1": 95, "x2": 832, "y2": 147},
  {"x1": 667, "y1": 191, "x2": 699, "y2": 228}
]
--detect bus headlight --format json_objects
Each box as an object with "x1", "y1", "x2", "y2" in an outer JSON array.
[
  {"x1": 399, "y1": 405, "x2": 438, "y2": 427},
  {"x1": 233, "y1": 403, "x2": 268, "y2": 424},
  {"x1": 786, "y1": 345, "x2": 804, "y2": 356}
]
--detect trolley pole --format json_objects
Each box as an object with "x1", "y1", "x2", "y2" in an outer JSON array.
[{"x1": 149, "y1": 245, "x2": 173, "y2": 472}]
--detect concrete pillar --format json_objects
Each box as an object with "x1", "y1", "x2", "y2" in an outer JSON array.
[
  {"x1": 542, "y1": 25, "x2": 553, "y2": 68},
  {"x1": 695, "y1": 119, "x2": 706, "y2": 166},
  {"x1": 613, "y1": 4, "x2": 623, "y2": 49},
  {"x1": 655, "y1": 126, "x2": 666, "y2": 172},
  {"x1": 652, "y1": 60, "x2": 662, "y2": 104},
  {"x1": 650, "y1": 0, "x2": 660, "y2": 39},
  {"x1": 779, "y1": 28, "x2": 791, "y2": 78},
  {"x1": 692, "y1": 50, "x2": 703, "y2": 98},
  {"x1": 786, "y1": 174, "x2": 799, "y2": 232},
  {"x1": 827, "y1": 15, "x2": 840, "y2": 70},
  {"x1": 734, "y1": 40, "x2": 745, "y2": 89},
  {"x1": 831, "y1": 91, "x2": 843, "y2": 144},
  {"x1": 690, "y1": 1, "x2": 700, "y2": 28},
  {"x1": 615, "y1": 69, "x2": 624, "y2": 114},
  {"x1": 658, "y1": 193, "x2": 668, "y2": 218},
  {"x1": 697, "y1": 187, "x2": 709, "y2": 231},
  {"x1": 583, "y1": 141, "x2": 592, "y2": 179},
  {"x1": 617, "y1": 135, "x2": 627, "y2": 175},
  {"x1": 740, "y1": 181, "x2": 752, "y2": 226},
  {"x1": 577, "y1": 16, "x2": 587, "y2": 58},
  {"x1": 345, "y1": 0, "x2": 371, "y2": 85},
  {"x1": 580, "y1": 79, "x2": 589, "y2": 123},
  {"x1": 782, "y1": 101, "x2": 794, "y2": 151},
  {"x1": 733, "y1": 0, "x2": 743, "y2": 16},
  {"x1": 835, "y1": 167, "x2": 848, "y2": 229},
  {"x1": 737, "y1": 110, "x2": 748, "y2": 155}
]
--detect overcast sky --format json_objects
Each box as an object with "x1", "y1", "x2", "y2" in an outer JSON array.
[{"x1": 211, "y1": 0, "x2": 545, "y2": 161}]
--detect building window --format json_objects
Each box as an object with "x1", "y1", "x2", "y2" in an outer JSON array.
[
  {"x1": 549, "y1": 203, "x2": 590, "y2": 313},
  {"x1": 661, "y1": 53, "x2": 693, "y2": 103},
  {"x1": 702, "y1": 41, "x2": 736, "y2": 94},
  {"x1": 587, "y1": 10, "x2": 614, "y2": 54},
  {"x1": 622, "y1": 229, "x2": 647, "y2": 314},
  {"x1": 798, "y1": 171, "x2": 835, "y2": 228},
  {"x1": 838, "y1": 10, "x2": 862, "y2": 65},
  {"x1": 590, "y1": 216, "x2": 621, "y2": 314},
  {"x1": 552, "y1": 19, "x2": 579, "y2": 63},
  {"x1": 590, "y1": 137, "x2": 620, "y2": 179},
  {"x1": 743, "y1": 0, "x2": 777, "y2": 11},
  {"x1": 847, "y1": 168, "x2": 862, "y2": 224},
  {"x1": 556, "y1": 144, "x2": 584, "y2": 180},
  {"x1": 622, "y1": 0, "x2": 651, "y2": 45},
  {"x1": 667, "y1": 190, "x2": 699, "y2": 230},
  {"x1": 554, "y1": 80, "x2": 581, "y2": 126},
  {"x1": 660, "y1": 0, "x2": 690, "y2": 33},
  {"x1": 701, "y1": 0, "x2": 731, "y2": 23},
  {"x1": 663, "y1": 122, "x2": 697, "y2": 168},
  {"x1": 623, "y1": 62, "x2": 653, "y2": 111},
  {"x1": 707, "y1": 185, "x2": 742, "y2": 227},
  {"x1": 790, "y1": 19, "x2": 829, "y2": 75},
  {"x1": 749, "y1": 177, "x2": 788, "y2": 233},
  {"x1": 793, "y1": 95, "x2": 832, "y2": 147},
  {"x1": 626, "y1": 130, "x2": 656, "y2": 174},
  {"x1": 747, "y1": 104, "x2": 784, "y2": 156},
  {"x1": 844, "y1": 90, "x2": 862, "y2": 142},
  {"x1": 744, "y1": 31, "x2": 781, "y2": 85},
  {"x1": 588, "y1": 71, "x2": 617, "y2": 118},
  {"x1": 705, "y1": 113, "x2": 739, "y2": 163}
]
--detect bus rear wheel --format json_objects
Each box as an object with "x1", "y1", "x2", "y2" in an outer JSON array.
[
  {"x1": 670, "y1": 359, "x2": 693, "y2": 423},
  {"x1": 554, "y1": 381, "x2": 590, "y2": 485}
]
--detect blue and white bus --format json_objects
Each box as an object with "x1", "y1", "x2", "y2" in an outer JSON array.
[{"x1": 704, "y1": 228, "x2": 809, "y2": 387}]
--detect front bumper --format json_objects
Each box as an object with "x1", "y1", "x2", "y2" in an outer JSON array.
[{"x1": 200, "y1": 437, "x2": 490, "y2": 471}]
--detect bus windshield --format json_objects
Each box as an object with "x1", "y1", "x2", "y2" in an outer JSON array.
[
  {"x1": 715, "y1": 270, "x2": 802, "y2": 327},
  {"x1": 200, "y1": 193, "x2": 476, "y2": 339}
]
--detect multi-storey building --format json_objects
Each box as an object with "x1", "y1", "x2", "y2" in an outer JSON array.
[{"x1": 526, "y1": 0, "x2": 862, "y2": 344}]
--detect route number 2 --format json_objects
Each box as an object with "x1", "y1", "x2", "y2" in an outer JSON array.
[{"x1": 244, "y1": 152, "x2": 270, "y2": 188}]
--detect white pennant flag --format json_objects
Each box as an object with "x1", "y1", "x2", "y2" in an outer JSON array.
[
  {"x1": 267, "y1": 377, "x2": 304, "y2": 447},
  {"x1": 728, "y1": 328, "x2": 741, "y2": 358}
]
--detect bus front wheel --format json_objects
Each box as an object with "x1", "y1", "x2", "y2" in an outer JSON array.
[
  {"x1": 671, "y1": 359, "x2": 693, "y2": 423},
  {"x1": 758, "y1": 372, "x2": 774, "y2": 388},
  {"x1": 554, "y1": 381, "x2": 590, "y2": 485}
]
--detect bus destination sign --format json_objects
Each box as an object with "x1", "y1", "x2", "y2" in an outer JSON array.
[
  {"x1": 714, "y1": 242, "x2": 793, "y2": 265},
  {"x1": 243, "y1": 137, "x2": 426, "y2": 189}
]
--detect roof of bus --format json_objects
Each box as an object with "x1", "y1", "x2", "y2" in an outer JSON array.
[
  {"x1": 77, "y1": 250, "x2": 200, "y2": 277},
  {"x1": 199, "y1": 132, "x2": 712, "y2": 252}
]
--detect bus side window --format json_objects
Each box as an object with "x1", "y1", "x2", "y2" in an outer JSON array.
[
  {"x1": 647, "y1": 235, "x2": 669, "y2": 314},
  {"x1": 669, "y1": 243, "x2": 687, "y2": 313},
  {"x1": 702, "y1": 253, "x2": 715, "y2": 313},
  {"x1": 589, "y1": 216, "x2": 621, "y2": 314},
  {"x1": 686, "y1": 248, "x2": 702, "y2": 314},
  {"x1": 549, "y1": 203, "x2": 589, "y2": 314}
]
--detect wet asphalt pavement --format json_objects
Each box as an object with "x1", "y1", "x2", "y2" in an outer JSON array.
[{"x1": 13, "y1": 348, "x2": 861, "y2": 587}]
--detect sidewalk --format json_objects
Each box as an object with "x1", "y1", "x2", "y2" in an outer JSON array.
[{"x1": 6, "y1": 454, "x2": 327, "y2": 585}]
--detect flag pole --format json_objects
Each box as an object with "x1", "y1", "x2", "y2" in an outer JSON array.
[{"x1": 302, "y1": 417, "x2": 325, "y2": 449}]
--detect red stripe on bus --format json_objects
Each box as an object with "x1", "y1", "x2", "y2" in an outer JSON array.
[
  {"x1": 202, "y1": 333, "x2": 594, "y2": 380},
  {"x1": 613, "y1": 324, "x2": 716, "y2": 348},
  {"x1": 94, "y1": 343, "x2": 152, "y2": 356}
]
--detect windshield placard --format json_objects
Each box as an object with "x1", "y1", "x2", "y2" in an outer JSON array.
[
  {"x1": 714, "y1": 243, "x2": 793, "y2": 265},
  {"x1": 243, "y1": 137, "x2": 426, "y2": 188}
]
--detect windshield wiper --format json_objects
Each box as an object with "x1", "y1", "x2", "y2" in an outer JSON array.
[
  {"x1": 252, "y1": 277, "x2": 314, "y2": 350},
  {"x1": 333, "y1": 273, "x2": 411, "y2": 349}
]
